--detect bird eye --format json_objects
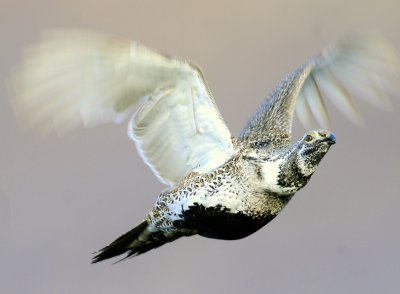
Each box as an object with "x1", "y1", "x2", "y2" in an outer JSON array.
[{"x1": 305, "y1": 135, "x2": 313, "y2": 142}]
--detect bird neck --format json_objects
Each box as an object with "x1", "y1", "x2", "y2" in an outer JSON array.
[
  {"x1": 250, "y1": 142, "x2": 313, "y2": 196},
  {"x1": 275, "y1": 144, "x2": 313, "y2": 192}
]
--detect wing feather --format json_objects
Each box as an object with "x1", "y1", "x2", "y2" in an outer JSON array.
[
  {"x1": 304, "y1": 73, "x2": 331, "y2": 128},
  {"x1": 9, "y1": 29, "x2": 236, "y2": 185},
  {"x1": 295, "y1": 91, "x2": 315, "y2": 129},
  {"x1": 129, "y1": 77, "x2": 236, "y2": 184},
  {"x1": 311, "y1": 67, "x2": 363, "y2": 127},
  {"x1": 240, "y1": 35, "x2": 399, "y2": 147}
]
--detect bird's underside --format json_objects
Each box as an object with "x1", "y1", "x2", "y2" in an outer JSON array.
[
  {"x1": 8, "y1": 29, "x2": 399, "y2": 262},
  {"x1": 93, "y1": 153, "x2": 294, "y2": 263}
]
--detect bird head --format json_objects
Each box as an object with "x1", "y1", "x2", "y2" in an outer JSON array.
[{"x1": 296, "y1": 130, "x2": 336, "y2": 176}]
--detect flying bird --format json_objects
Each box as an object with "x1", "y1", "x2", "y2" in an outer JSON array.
[{"x1": 9, "y1": 30, "x2": 399, "y2": 263}]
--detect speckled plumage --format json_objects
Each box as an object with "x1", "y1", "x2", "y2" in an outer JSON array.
[
  {"x1": 93, "y1": 130, "x2": 335, "y2": 262},
  {"x1": 147, "y1": 152, "x2": 289, "y2": 237},
  {"x1": 9, "y1": 30, "x2": 399, "y2": 262}
]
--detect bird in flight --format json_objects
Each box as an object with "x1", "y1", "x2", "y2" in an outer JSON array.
[{"x1": 9, "y1": 30, "x2": 399, "y2": 263}]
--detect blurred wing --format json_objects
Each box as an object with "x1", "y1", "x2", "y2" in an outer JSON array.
[
  {"x1": 240, "y1": 35, "x2": 400, "y2": 147},
  {"x1": 128, "y1": 70, "x2": 236, "y2": 185},
  {"x1": 9, "y1": 29, "x2": 236, "y2": 185}
]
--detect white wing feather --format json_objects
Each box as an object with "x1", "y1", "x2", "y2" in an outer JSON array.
[
  {"x1": 129, "y1": 76, "x2": 235, "y2": 184},
  {"x1": 9, "y1": 29, "x2": 236, "y2": 185},
  {"x1": 297, "y1": 35, "x2": 400, "y2": 129}
]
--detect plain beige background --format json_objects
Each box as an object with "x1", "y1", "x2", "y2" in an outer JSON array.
[{"x1": 1, "y1": 1, "x2": 400, "y2": 293}]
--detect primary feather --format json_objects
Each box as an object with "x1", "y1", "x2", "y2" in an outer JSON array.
[{"x1": 9, "y1": 29, "x2": 236, "y2": 185}]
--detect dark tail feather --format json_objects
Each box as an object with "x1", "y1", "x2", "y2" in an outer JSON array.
[
  {"x1": 92, "y1": 220, "x2": 176, "y2": 263},
  {"x1": 92, "y1": 220, "x2": 148, "y2": 263}
]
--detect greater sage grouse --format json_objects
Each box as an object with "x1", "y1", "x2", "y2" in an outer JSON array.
[{"x1": 9, "y1": 30, "x2": 398, "y2": 262}]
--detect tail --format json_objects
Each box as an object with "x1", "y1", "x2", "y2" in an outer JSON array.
[{"x1": 92, "y1": 220, "x2": 177, "y2": 263}]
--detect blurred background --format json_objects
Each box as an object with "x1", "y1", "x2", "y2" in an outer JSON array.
[{"x1": 1, "y1": 0, "x2": 400, "y2": 293}]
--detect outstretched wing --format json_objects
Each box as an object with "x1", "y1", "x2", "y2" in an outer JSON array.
[
  {"x1": 9, "y1": 29, "x2": 236, "y2": 185},
  {"x1": 239, "y1": 35, "x2": 399, "y2": 148}
]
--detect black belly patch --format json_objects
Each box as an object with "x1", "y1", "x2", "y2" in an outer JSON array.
[{"x1": 173, "y1": 203, "x2": 275, "y2": 240}]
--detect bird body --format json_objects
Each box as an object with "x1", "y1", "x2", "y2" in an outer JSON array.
[
  {"x1": 8, "y1": 30, "x2": 398, "y2": 262},
  {"x1": 93, "y1": 129, "x2": 336, "y2": 262}
]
